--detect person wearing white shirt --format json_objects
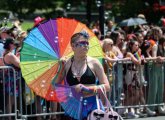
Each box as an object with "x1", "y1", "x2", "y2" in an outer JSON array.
[
  {"x1": 0, "y1": 42, "x2": 4, "y2": 57},
  {"x1": 0, "y1": 42, "x2": 4, "y2": 66}
]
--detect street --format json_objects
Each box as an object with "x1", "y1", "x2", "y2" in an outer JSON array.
[{"x1": 128, "y1": 116, "x2": 165, "y2": 120}]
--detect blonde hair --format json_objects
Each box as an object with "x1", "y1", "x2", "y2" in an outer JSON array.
[{"x1": 102, "y1": 38, "x2": 113, "y2": 52}]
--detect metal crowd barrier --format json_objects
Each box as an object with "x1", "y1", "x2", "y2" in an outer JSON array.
[
  {"x1": 0, "y1": 66, "x2": 18, "y2": 120},
  {"x1": 0, "y1": 59, "x2": 165, "y2": 119},
  {"x1": 0, "y1": 65, "x2": 64, "y2": 120},
  {"x1": 105, "y1": 59, "x2": 165, "y2": 117}
]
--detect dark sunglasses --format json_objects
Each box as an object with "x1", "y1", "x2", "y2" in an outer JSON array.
[
  {"x1": 75, "y1": 41, "x2": 89, "y2": 47},
  {"x1": 107, "y1": 43, "x2": 113, "y2": 47}
]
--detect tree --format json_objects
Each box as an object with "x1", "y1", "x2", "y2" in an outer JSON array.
[{"x1": 0, "y1": 0, "x2": 64, "y2": 19}]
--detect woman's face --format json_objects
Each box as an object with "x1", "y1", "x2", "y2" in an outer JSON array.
[
  {"x1": 72, "y1": 36, "x2": 89, "y2": 56},
  {"x1": 153, "y1": 29, "x2": 163, "y2": 40},
  {"x1": 9, "y1": 42, "x2": 16, "y2": 50},
  {"x1": 137, "y1": 33, "x2": 144, "y2": 43},
  {"x1": 116, "y1": 33, "x2": 123, "y2": 45},
  {"x1": 105, "y1": 42, "x2": 113, "y2": 51},
  {"x1": 132, "y1": 41, "x2": 139, "y2": 52}
]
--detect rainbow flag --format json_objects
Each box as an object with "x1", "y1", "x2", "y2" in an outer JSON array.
[{"x1": 134, "y1": 51, "x2": 141, "y2": 60}]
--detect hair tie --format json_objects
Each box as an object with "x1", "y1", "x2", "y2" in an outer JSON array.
[{"x1": 80, "y1": 30, "x2": 89, "y2": 39}]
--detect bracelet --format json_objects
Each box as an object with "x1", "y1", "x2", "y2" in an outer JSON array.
[
  {"x1": 93, "y1": 86, "x2": 98, "y2": 94},
  {"x1": 80, "y1": 85, "x2": 83, "y2": 92},
  {"x1": 99, "y1": 84, "x2": 105, "y2": 91}
]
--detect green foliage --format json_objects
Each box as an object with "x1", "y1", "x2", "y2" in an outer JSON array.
[
  {"x1": 21, "y1": 21, "x2": 33, "y2": 31},
  {"x1": 0, "y1": 0, "x2": 161, "y2": 23},
  {"x1": 120, "y1": 0, "x2": 144, "y2": 18},
  {"x1": 0, "y1": 0, "x2": 61, "y2": 18}
]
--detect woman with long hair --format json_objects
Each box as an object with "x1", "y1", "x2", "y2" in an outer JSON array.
[{"x1": 3, "y1": 38, "x2": 20, "y2": 120}]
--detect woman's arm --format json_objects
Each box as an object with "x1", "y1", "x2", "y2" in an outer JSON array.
[
  {"x1": 146, "y1": 47, "x2": 152, "y2": 58},
  {"x1": 54, "y1": 61, "x2": 66, "y2": 84},
  {"x1": 10, "y1": 54, "x2": 20, "y2": 68},
  {"x1": 0, "y1": 58, "x2": 4, "y2": 66},
  {"x1": 104, "y1": 54, "x2": 118, "y2": 63},
  {"x1": 54, "y1": 57, "x2": 71, "y2": 84},
  {"x1": 152, "y1": 45, "x2": 158, "y2": 57},
  {"x1": 94, "y1": 58, "x2": 110, "y2": 92},
  {"x1": 126, "y1": 52, "x2": 141, "y2": 65}
]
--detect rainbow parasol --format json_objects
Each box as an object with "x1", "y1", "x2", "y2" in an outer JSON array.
[{"x1": 20, "y1": 18, "x2": 104, "y2": 101}]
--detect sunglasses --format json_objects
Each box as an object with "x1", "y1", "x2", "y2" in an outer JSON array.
[
  {"x1": 108, "y1": 43, "x2": 113, "y2": 47},
  {"x1": 75, "y1": 41, "x2": 89, "y2": 47}
]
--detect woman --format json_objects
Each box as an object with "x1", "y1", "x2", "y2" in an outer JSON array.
[
  {"x1": 124, "y1": 39, "x2": 156, "y2": 118},
  {"x1": 146, "y1": 27, "x2": 165, "y2": 115},
  {"x1": 102, "y1": 38, "x2": 118, "y2": 85},
  {"x1": 158, "y1": 36, "x2": 165, "y2": 104},
  {"x1": 3, "y1": 38, "x2": 20, "y2": 120},
  {"x1": 3, "y1": 38, "x2": 20, "y2": 68},
  {"x1": 56, "y1": 32, "x2": 110, "y2": 119},
  {"x1": 109, "y1": 31, "x2": 123, "y2": 58},
  {"x1": 109, "y1": 31, "x2": 125, "y2": 106}
]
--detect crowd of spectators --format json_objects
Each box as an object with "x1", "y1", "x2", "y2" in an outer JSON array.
[{"x1": 0, "y1": 14, "x2": 165, "y2": 119}]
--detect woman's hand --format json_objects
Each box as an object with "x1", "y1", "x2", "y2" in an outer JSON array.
[
  {"x1": 104, "y1": 54, "x2": 109, "y2": 61},
  {"x1": 157, "y1": 56, "x2": 164, "y2": 63},
  {"x1": 60, "y1": 56, "x2": 68, "y2": 64},
  {"x1": 74, "y1": 84, "x2": 84, "y2": 93},
  {"x1": 74, "y1": 84, "x2": 92, "y2": 93}
]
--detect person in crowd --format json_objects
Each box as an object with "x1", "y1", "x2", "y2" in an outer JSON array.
[
  {"x1": 12, "y1": 19, "x2": 24, "y2": 32},
  {"x1": 0, "y1": 38, "x2": 4, "y2": 114},
  {"x1": 33, "y1": 16, "x2": 45, "y2": 27},
  {"x1": 135, "y1": 32, "x2": 147, "y2": 85},
  {"x1": 105, "y1": 19, "x2": 115, "y2": 37},
  {"x1": 109, "y1": 31, "x2": 124, "y2": 106},
  {"x1": 0, "y1": 40, "x2": 4, "y2": 58},
  {"x1": 3, "y1": 38, "x2": 20, "y2": 120},
  {"x1": 102, "y1": 38, "x2": 118, "y2": 85},
  {"x1": 138, "y1": 14, "x2": 146, "y2": 20},
  {"x1": 146, "y1": 26, "x2": 165, "y2": 115},
  {"x1": 161, "y1": 27, "x2": 165, "y2": 35},
  {"x1": 157, "y1": 35, "x2": 165, "y2": 106},
  {"x1": 158, "y1": 35, "x2": 165, "y2": 58},
  {"x1": 110, "y1": 31, "x2": 124, "y2": 58},
  {"x1": 124, "y1": 40, "x2": 142, "y2": 118},
  {"x1": 0, "y1": 40, "x2": 4, "y2": 66},
  {"x1": 91, "y1": 20, "x2": 100, "y2": 31},
  {"x1": 160, "y1": 16, "x2": 165, "y2": 27},
  {"x1": 117, "y1": 29, "x2": 126, "y2": 50},
  {"x1": 135, "y1": 32, "x2": 145, "y2": 48},
  {"x1": 92, "y1": 28, "x2": 101, "y2": 40},
  {"x1": 55, "y1": 32, "x2": 110, "y2": 119},
  {"x1": 101, "y1": 38, "x2": 119, "y2": 107},
  {"x1": 14, "y1": 30, "x2": 27, "y2": 58},
  {"x1": 124, "y1": 39, "x2": 156, "y2": 118}
]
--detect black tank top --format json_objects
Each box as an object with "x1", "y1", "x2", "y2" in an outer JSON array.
[{"x1": 66, "y1": 57, "x2": 96, "y2": 86}]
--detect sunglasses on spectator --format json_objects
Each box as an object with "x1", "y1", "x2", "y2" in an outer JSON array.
[
  {"x1": 75, "y1": 41, "x2": 89, "y2": 47},
  {"x1": 108, "y1": 43, "x2": 113, "y2": 47}
]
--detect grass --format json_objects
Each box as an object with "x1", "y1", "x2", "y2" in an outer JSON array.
[
  {"x1": 4, "y1": 20, "x2": 34, "y2": 31},
  {"x1": 21, "y1": 20, "x2": 34, "y2": 31}
]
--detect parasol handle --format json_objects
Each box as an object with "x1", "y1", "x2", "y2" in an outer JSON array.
[{"x1": 80, "y1": 86, "x2": 93, "y2": 93}]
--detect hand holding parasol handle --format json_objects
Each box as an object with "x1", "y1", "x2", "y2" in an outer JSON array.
[{"x1": 80, "y1": 85, "x2": 95, "y2": 93}]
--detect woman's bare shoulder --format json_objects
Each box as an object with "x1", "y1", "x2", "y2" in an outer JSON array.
[
  {"x1": 87, "y1": 56, "x2": 101, "y2": 66},
  {"x1": 87, "y1": 56, "x2": 97, "y2": 62},
  {"x1": 9, "y1": 53, "x2": 17, "y2": 59},
  {"x1": 4, "y1": 52, "x2": 14, "y2": 59},
  {"x1": 64, "y1": 57, "x2": 72, "y2": 72}
]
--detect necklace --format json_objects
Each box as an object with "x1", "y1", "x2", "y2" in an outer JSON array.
[{"x1": 72, "y1": 61, "x2": 86, "y2": 79}]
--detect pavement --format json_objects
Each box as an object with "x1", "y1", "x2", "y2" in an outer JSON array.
[{"x1": 127, "y1": 116, "x2": 165, "y2": 120}]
